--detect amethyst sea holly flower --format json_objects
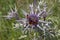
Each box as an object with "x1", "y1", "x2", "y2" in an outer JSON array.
[
  {"x1": 2, "y1": 0, "x2": 53, "y2": 31},
  {"x1": 27, "y1": 13, "x2": 39, "y2": 25},
  {"x1": 2, "y1": 5, "x2": 20, "y2": 20}
]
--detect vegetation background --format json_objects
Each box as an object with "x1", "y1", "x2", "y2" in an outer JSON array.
[{"x1": 0, "y1": 0, "x2": 60, "y2": 40}]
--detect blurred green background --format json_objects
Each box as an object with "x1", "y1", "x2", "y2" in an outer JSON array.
[{"x1": 0, "y1": 0, "x2": 60, "y2": 40}]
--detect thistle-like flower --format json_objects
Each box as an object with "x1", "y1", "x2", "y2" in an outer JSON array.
[
  {"x1": 1, "y1": 0, "x2": 56, "y2": 40},
  {"x1": 2, "y1": 5, "x2": 20, "y2": 20},
  {"x1": 2, "y1": 0, "x2": 53, "y2": 33}
]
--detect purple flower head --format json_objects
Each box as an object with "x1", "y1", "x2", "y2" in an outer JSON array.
[{"x1": 27, "y1": 13, "x2": 39, "y2": 25}]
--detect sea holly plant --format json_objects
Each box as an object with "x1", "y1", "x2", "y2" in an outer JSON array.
[
  {"x1": 1, "y1": 0, "x2": 57, "y2": 40},
  {"x1": 2, "y1": 5, "x2": 20, "y2": 20}
]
